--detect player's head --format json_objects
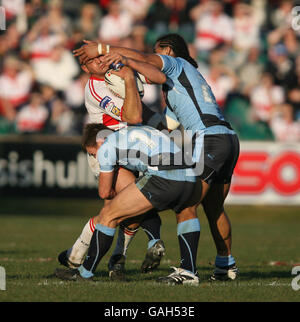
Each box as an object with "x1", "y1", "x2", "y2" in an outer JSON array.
[
  {"x1": 82, "y1": 123, "x2": 113, "y2": 157},
  {"x1": 79, "y1": 55, "x2": 110, "y2": 76},
  {"x1": 154, "y1": 33, "x2": 198, "y2": 68}
]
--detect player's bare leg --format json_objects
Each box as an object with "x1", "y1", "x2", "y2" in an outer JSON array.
[
  {"x1": 55, "y1": 182, "x2": 154, "y2": 281},
  {"x1": 108, "y1": 168, "x2": 165, "y2": 277},
  {"x1": 58, "y1": 167, "x2": 164, "y2": 277},
  {"x1": 106, "y1": 168, "x2": 139, "y2": 278},
  {"x1": 58, "y1": 168, "x2": 137, "y2": 269},
  {"x1": 201, "y1": 183, "x2": 238, "y2": 281}
]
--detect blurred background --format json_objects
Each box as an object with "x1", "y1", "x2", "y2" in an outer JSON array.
[{"x1": 0, "y1": 0, "x2": 300, "y2": 206}]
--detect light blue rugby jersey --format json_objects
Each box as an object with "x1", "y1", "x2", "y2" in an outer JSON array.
[
  {"x1": 97, "y1": 125, "x2": 196, "y2": 182},
  {"x1": 158, "y1": 54, "x2": 236, "y2": 161}
]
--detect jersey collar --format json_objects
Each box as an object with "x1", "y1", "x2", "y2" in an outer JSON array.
[{"x1": 90, "y1": 75, "x2": 105, "y2": 81}]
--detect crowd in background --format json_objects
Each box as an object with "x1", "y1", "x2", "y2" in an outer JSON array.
[{"x1": 0, "y1": 0, "x2": 300, "y2": 141}]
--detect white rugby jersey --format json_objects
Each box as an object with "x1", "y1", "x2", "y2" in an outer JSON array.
[
  {"x1": 84, "y1": 75, "x2": 179, "y2": 178},
  {"x1": 85, "y1": 75, "x2": 179, "y2": 132},
  {"x1": 85, "y1": 75, "x2": 127, "y2": 130}
]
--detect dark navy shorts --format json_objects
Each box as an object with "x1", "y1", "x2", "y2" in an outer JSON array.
[
  {"x1": 199, "y1": 134, "x2": 240, "y2": 185},
  {"x1": 136, "y1": 174, "x2": 197, "y2": 213}
]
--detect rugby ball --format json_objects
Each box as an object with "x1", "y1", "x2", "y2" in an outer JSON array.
[{"x1": 105, "y1": 71, "x2": 144, "y2": 99}]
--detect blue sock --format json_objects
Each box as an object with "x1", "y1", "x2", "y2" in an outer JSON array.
[
  {"x1": 140, "y1": 210, "x2": 162, "y2": 249},
  {"x1": 147, "y1": 239, "x2": 160, "y2": 249},
  {"x1": 215, "y1": 255, "x2": 236, "y2": 268},
  {"x1": 80, "y1": 224, "x2": 116, "y2": 278},
  {"x1": 177, "y1": 218, "x2": 200, "y2": 274}
]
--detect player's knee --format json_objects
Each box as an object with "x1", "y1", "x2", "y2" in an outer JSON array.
[
  {"x1": 176, "y1": 206, "x2": 197, "y2": 223},
  {"x1": 101, "y1": 206, "x2": 123, "y2": 228},
  {"x1": 94, "y1": 205, "x2": 114, "y2": 226}
]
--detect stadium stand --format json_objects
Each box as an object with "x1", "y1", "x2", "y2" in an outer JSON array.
[{"x1": 0, "y1": 0, "x2": 299, "y2": 141}]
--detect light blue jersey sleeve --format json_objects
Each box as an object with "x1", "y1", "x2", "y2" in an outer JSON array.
[
  {"x1": 157, "y1": 54, "x2": 183, "y2": 78},
  {"x1": 97, "y1": 139, "x2": 117, "y2": 173}
]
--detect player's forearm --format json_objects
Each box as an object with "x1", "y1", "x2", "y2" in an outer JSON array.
[
  {"x1": 99, "y1": 188, "x2": 115, "y2": 200},
  {"x1": 109, "y1": 47, "x2": 162, "y2": 69},
  {"x1": 98, "y1": 171, "x2": 116, "y2": 199},
  {"x1": 126, "y1": 58, "x2": 166, "y2": 84},
  {"x1": 96, "y1": 42, "x2": 149, "y2": 62},
  {"x1": 109, "y1": 46, "x2": 149, "y2": 63},
  {"x1": 74, "y1": 40, "x2": 161, "y2": 67},
  {"x1": 122, "y1": 75, "x2": 143, "y2": 124}
]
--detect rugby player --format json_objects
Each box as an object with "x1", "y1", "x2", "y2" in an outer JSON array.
[
  {"x1": 74, "y1": 33, "x2": 240, "y2": 282},
  {"x1": 55, "y1": 123, "x2": 201, "y2": 284},
  {"x1": 58, "y1": 54, "x2": 170, "y2": 279}
]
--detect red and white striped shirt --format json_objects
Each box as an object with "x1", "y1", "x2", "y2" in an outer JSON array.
[
  {"x1": 85, "y1": 76, "x2": 127, "y2": 130},
  {"x1": 195, "y1": 13, "x2": 234, "y2": 51},
  {"x1": 0, "y1": 71, "x2": 32, "y2": 107}
]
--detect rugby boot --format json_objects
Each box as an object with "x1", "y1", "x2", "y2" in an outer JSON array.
[
  {"x1": 54, "y1": 268, "x2": 94, "y2": 282},
  {"x1": 141, "y1": 240, "x2": 165, "y2": 273},
  {"x1": 58, "y1": 250, "x2": 81, "y2": 269},
  {"x1": 157, "y1": 267, "x2": 199, "y2": 285},
  {"x1": 210, "y1": 264, "x2": 239, "y2": 281},
  {"x1": 108, "y1": 254, "x2": 126, "y2": 280}
]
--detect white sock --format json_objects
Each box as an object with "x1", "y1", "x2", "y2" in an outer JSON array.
[
  {"x1": 111, "y1": 225, "x2": 139, "y2": 257},
  {"x1": 67, "y1": 218, "x2": 95, "y2": 265}
]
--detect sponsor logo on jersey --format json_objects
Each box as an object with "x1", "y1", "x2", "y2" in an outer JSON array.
[
  {"x1": 109, "y1": 104, "x2": 121, "y2": 117},
  {"x1": 99, "y1": 96, "x2": 121, "y2": 118},
  {"x1": 99, "y1": 96, "x2": 112, "y2": 109}
]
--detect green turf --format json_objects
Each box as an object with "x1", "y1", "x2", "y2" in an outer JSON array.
[{"x1": 0, "y1": 201, "x2": 299, "y2": 302}]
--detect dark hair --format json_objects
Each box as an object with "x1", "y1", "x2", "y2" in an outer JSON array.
[
  {"x1": 82, "y1": 123, "x2": 112, "y2": 150},
  {"x1": 155, "y1": 33, "x2": 198, "y2": 68}
]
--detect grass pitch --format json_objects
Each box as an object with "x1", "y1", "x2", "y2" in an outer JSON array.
[{"x1": 0, "y1": 198, "x2": 299, "y2": 302}]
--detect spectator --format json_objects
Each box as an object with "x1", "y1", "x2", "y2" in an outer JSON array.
[
  {"x1": 283, "y1": 28, "x2": 300, "y2": 58},
  {"x1": 120, "y1": 0, "x2": 152, "y2": 24},
  {"x1": 270, "y1": 104, "x2": 300, "y2": 142},
  {"x1": 74, "y1": 3, "x2": 101, "y2": 40},
  {"x1": 238, "y1": 46, "x2": 264, "y2": 96},
  {"x1": 190, "y1": 1, "x2": 234, "y2": 55},
  {"x1": 1, "y1": 0, "x2": 25, "y2": 23},
  {"x1": 145, "y1": 0, "x2": 195, "y2": 43},
  {"x1": 64, "y1": 73, "x2": 88, "y2": 110},
  {"x1": 205, "y1": 64, "x2": 238, "y2": 109},
  {"x1": 0, "y1": 6, "x2": 29, "y2": 56},
  {"x1": 270, "y1": 0, "x2": 293, "y2": 29},
  {"x1": 98, "y1": 0, "x2": 133, "y2": 44},
  {"x1": 46, "y1": 0, "x2": 73, "y2": 36},
  {"x1": 32, "y1": 43, "x2": 80, "y2": 91},
  {"x1": 22, "y1": 16, "x2": 66, "y2": 62},
  {"x1": 265, "y1": 43, "x2": 293, "y2": 85},
  {"x1": 0, "y1": 0, "x2": 300, "y2": 141},
  {"x1": 250, "y1": 72, "x2": 285, "y2": 123},
  {"x1": 23, "y1": 0, "x2": 46, "y2": 30},
  {"x1": 39, "y1": 83, "x2": 73, "y2": 134},
  {"x1": 0, "y1": 22, "x2": 22, "y2": 54},
  {"x1": 286, "y1": 88, "x2": 300, "y2": 121},
  {"x1": 47, "y1": 99, "x2": 75, "y2": 135},
  {"x1": 40, "y1": 84, "x2": 58, "y2": 113},
  {"x1": 16, "y1": 92, "x2": 49, "y2": 133},
  {"x1": 64, "y1": 73, "x2": 89, "y2": 133},
  {"x1": 0, "y1": 56, "x2": 34, "y2": 122},
  {"x1": 130, "y1": 24, "x2": 151, "y2": 52},
  {"x1": 233, "y1": 3, "x2": 260, "y2": 51}
]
